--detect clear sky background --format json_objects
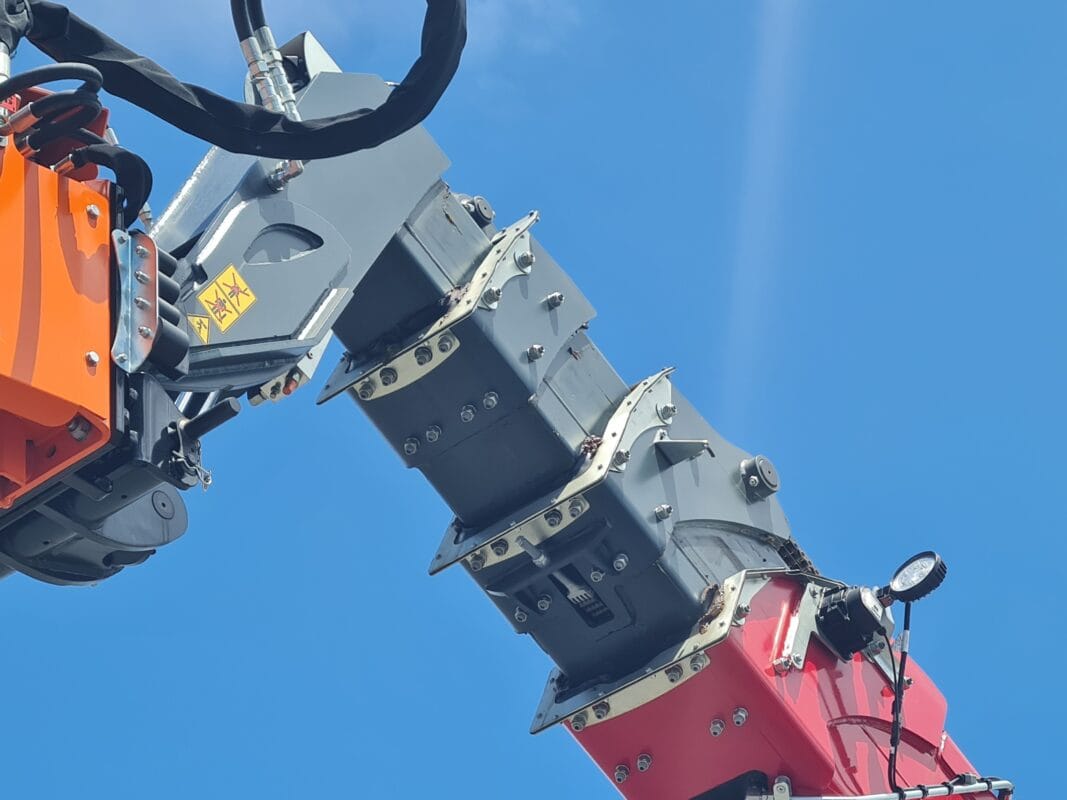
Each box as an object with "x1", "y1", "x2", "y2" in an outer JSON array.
[{"x1": 2, "y1": 2, "x2": 1061, "y2": 797}]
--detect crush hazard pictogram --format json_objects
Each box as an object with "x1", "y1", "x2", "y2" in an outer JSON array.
[
  {"x1": 188, "y1": 314, "x2": 212, "y2": 345},
  {"x1": 197, "y1": 265, "x2": 257, "y2": 333}
]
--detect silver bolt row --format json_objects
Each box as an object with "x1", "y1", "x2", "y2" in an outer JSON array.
[
  {"x1": 401, "y1": 392, "x2": 501, "y2": 457},
  {"x1": 709, "y1": 708, "x2": 750, "y2": 738}
]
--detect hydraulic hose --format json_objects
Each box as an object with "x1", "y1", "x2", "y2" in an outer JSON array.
[
  {"x1": 0, "y1": 61, "x2": 100, "y2": 101},
  {"x1": 26, "y1": 0, "x2": 467, "y2": 161},
  {"x1": 230, "y1": 0, "x2": 253, "y2": 41},
  {"x1": 246, "y1": 0, "x2": 268, "y2": 32}
]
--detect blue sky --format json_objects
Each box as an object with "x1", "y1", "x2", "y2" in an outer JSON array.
[{"x1": 2, "y1": 2, "x2": 1060, "y2": 797}]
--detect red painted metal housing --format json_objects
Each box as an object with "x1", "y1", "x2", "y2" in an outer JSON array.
[{"x1": 569, "y1": 576, "x2": 989, "y2": 799}]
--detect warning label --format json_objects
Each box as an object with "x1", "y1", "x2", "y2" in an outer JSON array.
[
  {"x1": 197, "y1": 265, "x2": 257, "y2": 333},
  {"x1": 188, "y1": 315, "x2": 212, "y2": 345}
]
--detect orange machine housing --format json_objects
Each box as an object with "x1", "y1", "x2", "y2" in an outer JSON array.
[{"x1": 0, "y1": 141, "x2": 113, "y2": 509}]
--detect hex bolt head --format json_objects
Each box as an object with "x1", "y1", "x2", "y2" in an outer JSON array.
[
  {"x1": 526, "y1": 343, "x2": 545, "y2": 361},
  {"x1": 414, "y1": 345, "x2": 433, "y2": 366},
  {"x1": 709, "y1": 719, "x2": 726, "y2": 737},
  {"x1": 568, "y1": 499, "x2": 584, "y2": 518},
  {"x1": 544, "y1": 509, "x2": 563, "y2": 528},
  {"x1": 570, "y1": 712, "x2": 587, "y2": 732},
  {"x1": 515, "y1": 250, "x2": 536, "y2": 270},
  {"x1": 437, "y1": 334, "x2": 456, "y2": 353},
  {"x1": 425, "y1": 425, "x2": 442, "y2": 443},
  {"x1": 138, "y1": 326, "x2": 154, "y2": 339},
  {"x1": 86, "y1": 204, "x2": 101, "y2": 220},
  {"x1": 483, "y1": 286, "x2": 503, "y2": 304},
  {"x1": 665, "y1": 664, "x2": 684, "y2": 684},
  {"x1": 592, "y1": 701, "x2": 611, "y2": 720},
  {"x1": 402, "y1": 438, "x2": 420, "y2": 456},
  {"x1": 135, "y1": 244, "x2": 150, "y2": 259},
  {"x1": 460, "y1": 404, "x2": 477, "y2": 423},
  {"x1": 514, "y1": 607, "x2": 528, "y2": 624},
  {"x1": 67, "y1": 416, "x2": 90, "y2": 442},
  {"x1": 357, "y1": 381, "x2": 376, "y2": 401},
  {"x1": 654, "y1": 503, "x2": 673, "y2": 521},
  {"x1": 613, "y1": 449, "x2": 631, "y2": 468},
  {"x1": 469, "y1": 552, "x2": 486, "y2": 572},
  {"x1": 612, "y1": 553, "x2": 630, "y2": 572},
  {"x1": 134, "y1": 296, "x2": 150, "y2": 309},
  {"x1": 614, "y1": 765, "x2": 629, "y2": 784},
  {"x1": 791, "y1": 653, "x2": 804, "y2": 669},
  {"x1": 536, "y1": 594, "x2": 552, "y2": 612},
  {"x1": 84, "y1": 351, "x2": 100, "y2": 367},
  {"x1": 690, "y1": 653, "x2": 708, "y2": 673},
  {"x1": 733, "y1": 707, "x2": 749, "y2": 727},
  {"x1": 115, "y1": 232, "x2": 128, "y2": 244},
  {"x1": 545, "y1": 292, "x2": 565, "y2": 309},
  {"x1": 134, "y1": 270, "x2": 150, "y2": 284},
  {"x1": 590, "y1": 569, "x2": 605, "y2": 583},
  {"x1": 482, "y1": 391, "x2": 499, "y2": 410},
  {"x1": 379, "y1": 367, "x2": 398, "y2": 386},
  {"x1": 659, "y1": 403, "x2": 678, "y2": 421},
  {"x1": 735, "y1": 603, "x2": 751, "y2": 621},
  {"x1": 636, "y1": 754, "x2": 653, "y2": 773},
  {"x1": 748, "y1": 475, "x2": 760, "y2": 488},
  {"x1": 491, "y1": 539, "x2": 509, "y2": 557}
]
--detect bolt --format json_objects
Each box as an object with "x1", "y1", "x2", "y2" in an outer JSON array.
[
  {"x1": 590, "y1": 569, "x2": 605, "y2": 583},
  {"x1": 425, "y1": 425, "x2": 442, "y2": 444},
  {"x1": 748, "y1": 475, "x2": 760, "y2": 488},
  {"x1": 437, "y1": 334, "x2": 456, "y2": 353},
  {"x1": 469, "y1": 552, "x2": 486, "y2": 572},
  {"x1": 135, "y1": 244, "x2": 149, "y2": 258},
  {"x1": 115, "y1": 353, "x2": 128, "y2": 363},
  {"x1": 773, "y1": 657, "x2": 791, "y2": 675},
  {"x1": 733, "y1": 707, "x2": 749, "y2": 727},
  {"x1": 134, "y1": 296, "x2": 150, "y2": 309},
  {"x1": 84, "y1": 351, "x2": 100, "y2": 367},
  {"x1": 690, "y1": 653, "x2": 708, "y2": 672},
  {"x1": 735, "y1": 603, "x2": 751, "y2": 621},
  {"x1": 570, "y1": 713, "x2": 587, "y2": 732},
  {"x1": 414, "y1": 345, "x2": 433, "y2": 366},
  {"x1": 138, "y1": 326, "x2": 153, "y2": 339},
  {"x1": 791, "y1": 653, "x2": 804, "y2": 669},
  {"x1": 357, "y1": 381, "x2": 376, "y2": 400},
  {"x1": 526, "y1": 343, "x2": 545, "y2": 361},
  {"x1": 654, "y1": 503, "x2": 673, "y2": 521},
  {"x1": 592, "y1": 701, "x2": 611, "y2": 720},
  {"x1": 659, "y1": 403, "x2": 678, "y2": 421},
  {"x1": 86, "y1": 204, "x2": 100, "y2": 220},
  {"x1": 613, "y1": 553, "x2": 629, "y2": 572},
  {"x1": 568, "y1": 499, "x2": 584, "y2": 518},
  {"x1": 482, "y1": 391, "x2": 499, "y2": 410},
  {"x1": 134, "y1": 270, "x2": 150, "y2": 284},
  {"x1": 710, "y1": 719, "x2": 726, "y2": 737},
  {"x1": 544, "y1": 509, "x2": 563, "y2": 528},
  {"x1": 614, "y1": 765, "x2": 629, "y2": 784},
  {"x1": 67, "y1": 416, "x2": 90, "y2": 442},
  {"x1": 515, "y1": 250, "x2": 536, "y2": 270},
  {"x1": 536, "y1": 594, "x2": 552, "y2": 612},
  {"x1": 403, "y1": 438, "x2": 420, "y2": 456},
  {"x1": 491, "y1": 539, "x2": 509, "y2": 557},
  {"x1": 514, "y1": 607, "x2": 528, "y2": 624},
  {"x1": 613, "y1": 449, "x2": 631, "y2": 468},
  {"x1": 545, "y1": 292, "x2": 565, "y2": 309},
  {"x1": 483, "y1": 286, "x2": 503, "y2": 304},
  {"x1": 773, "y1": 777, "x2": 793, "y2": 799},
  {"x1": 379, "y1": 367, "x2": 398, "y2": 386},
  {"x1": 460, "y1": 404, "x2": 477, "y2": 423},
  {"x1": 665, "y1": 664, "x2": 684, "y2": 684},
  {"x1": 636, "y1": 754, "x2": 653, "y2": 773},
  {"x1": 115, "y1": 232, "x2": 128, "y2": 244}
]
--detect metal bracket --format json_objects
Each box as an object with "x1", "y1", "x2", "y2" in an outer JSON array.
[
  {"x1": 429, "y1": 368, "x2": 675, "y2": 575},
  {"x1": 773, "y1": 581, "x2": 824, "y2": 674},
  {"x1": 655, "y1": 437, "x2": 714, "y2": 466},
  {"x1": 111, "y1": 230, "x2": 159, "y2": 373},
  {"x1": 318, "y1": 211, "x2": 540, "y2": 404},
  {"x1": 250, "y1": 334, "x2": 333, "y2": 405},
  {"x1": 530, "y1": 568, "x2": 771, "y2": 734}
]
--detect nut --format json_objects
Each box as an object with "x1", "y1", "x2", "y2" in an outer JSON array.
[
  {"x1": 414, "y1": 345, "x2": 433, "y2": 366},
  {"x1": 379, "y1": 367, "x2": 398, "y2": 386},
  {"x1": 636, "y1": 754, "x2": 652, "y2": 772},
  {"x1": 482, "y1": 391, "x2": 499, "y2": 410},
  {"x1": 612, "y1": 553, "x2": 629, "y2": 572},
  {"x1": 592, "y1": 701, "x2": 611, "y2": 720},
  {"x1": 425, "y1": 425, "x2": 442, "y2": 443},
  {"x1": 709, "y1": 719, "x2": 726, "y2": 737},
  {"x1": 460, "y1": 404, "x2": 477, "y2": 423},
  {"x1": 526, "y1": 344, "x2": 545, "y2": 361},
  {"x1": 402, "y1": 438, "x2": 420, "y2": 456}
]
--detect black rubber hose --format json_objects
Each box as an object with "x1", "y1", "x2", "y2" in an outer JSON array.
[
  {"x1": 246, "y1": 0, "x2": 267, "y2": 31},
  {"x1": 69, "y1": 143, "x2": 153, "y2": 228},
  {"x1": 24, "y1": 96, "x2": 100, "y2": 150},
  {"x1": 0, "y1": 61, "x2": 101, "y2": 101},
  {"x1": 27, "y1": 0, "x2": 466, "y2": 160},
  {"x1": 230, "y1": 0, "x2": 253, "y2": 41}
]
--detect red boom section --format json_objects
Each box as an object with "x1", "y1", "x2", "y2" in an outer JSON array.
[{"x1": 568, "y1": 576, "x2": 988, "y2": 799}]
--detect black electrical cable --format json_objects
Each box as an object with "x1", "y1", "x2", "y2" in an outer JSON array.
[
  {"x1": 25, "y1": 0, "x2": 467, "y2": 160},
  {"x1": 887, "y1": 602, "x2": 912, "y2": 799},
  {"x1": 0, "y1": 61, "x2": 100, "y2": 101},
  {"x1": 230, "y1": 0, "x2": 253, "y2": 41}
]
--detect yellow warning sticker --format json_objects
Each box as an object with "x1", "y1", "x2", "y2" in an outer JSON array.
[
  {"x1": 197, "y1": 265, "x2": 257, "y2": 333},
  {"x1": 188, "y1": 315, "x2": 212, "y2": 345}
]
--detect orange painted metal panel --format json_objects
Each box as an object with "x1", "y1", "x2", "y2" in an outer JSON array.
[{"x1": 0, "y1": 144, "x2": 112, "y2": 508}]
